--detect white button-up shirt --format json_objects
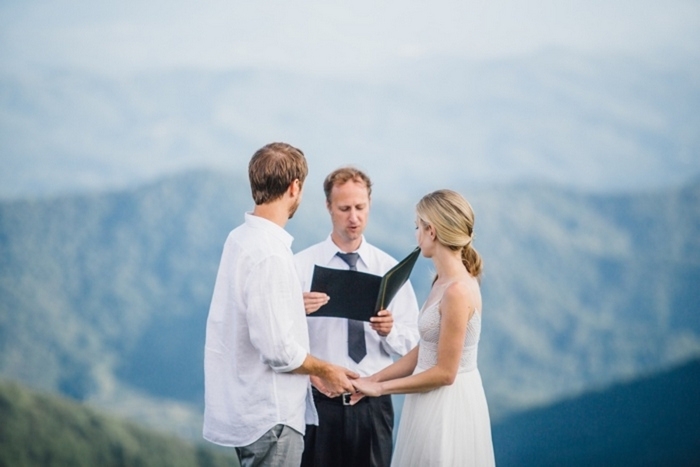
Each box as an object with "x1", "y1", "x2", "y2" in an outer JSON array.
[
  {"x1": 294, "y1": 235, "x2": 420, "y2": 377},
  {"x1": 203, "y1": 213, "x2": 317, "y2": 447}
]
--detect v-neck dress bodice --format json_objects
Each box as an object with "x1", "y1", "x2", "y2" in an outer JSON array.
[{"x1": 416, "y1": 300, "x2": 481, "y2": 373}]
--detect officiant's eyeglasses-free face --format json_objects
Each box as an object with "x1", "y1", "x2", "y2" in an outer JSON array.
[{"x1": 327, "y1": 180, "x2": 370, "y2": 245}]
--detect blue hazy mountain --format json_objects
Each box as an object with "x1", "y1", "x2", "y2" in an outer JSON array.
[
  {"x1": 0, "y1": 170, "x2": 698, "y2": 438},
  {"x1": 492, "y1": 357, "x2": 700, "y2": 466}
]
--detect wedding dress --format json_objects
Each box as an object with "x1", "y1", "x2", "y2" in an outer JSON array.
[{"x1": 391, "y1": 291, "x2": 495, "y2": 466}]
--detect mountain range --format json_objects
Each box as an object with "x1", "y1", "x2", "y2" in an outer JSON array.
[
  {"x1": 1, "y1": 169, "x2": 698, "y2": 440},
  {"x1": 1, "y1": 4, "x2": 699, "y2": 461}
]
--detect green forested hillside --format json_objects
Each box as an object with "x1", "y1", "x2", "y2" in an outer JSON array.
[{"x1": 0, "y1": 379, "x2": 238, "y2": 467}]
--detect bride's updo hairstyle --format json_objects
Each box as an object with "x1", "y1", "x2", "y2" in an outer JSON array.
[{"x1": 416, "y1": 189, "x2": 483, "y2": 279}]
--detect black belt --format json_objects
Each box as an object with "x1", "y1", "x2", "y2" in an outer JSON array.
[{"x1": 312, "y1": 388, "x2": 370, "y2": 406}]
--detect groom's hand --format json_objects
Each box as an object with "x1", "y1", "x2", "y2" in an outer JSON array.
[
  {"x1": 318, "y1": 364, "x2": 358, "y2": 397},
  {"x1": 310, "y1": 375, "x2": 333, "y2": 397}
]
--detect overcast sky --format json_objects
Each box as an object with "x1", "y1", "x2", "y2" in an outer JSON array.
[
  {"x1": 1, "y1": 1, "x2": 699, "y2": 199},
  {"x1": 2, "y1": 0, "x2": 699, "y2": 78}
]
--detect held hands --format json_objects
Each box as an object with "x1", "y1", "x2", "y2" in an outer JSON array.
[
  {"x1": 314, "y1": 364, "x2": 358, "y2": 398},
  {"x1": 312, "y1": 370, "x2": 384, "y2": 404},
  {"x1": 352, "y1": 376, "x2": 384, "y2": 398},
  {"x1": 303, "y1": 292, "x2": 330, "y2": 315},
  {"x1": 310, "y1": 375, "x2": 334, "y2": 397},
  {"x1": 370, "y1": 309, "x2": 393, "y2": 336}
]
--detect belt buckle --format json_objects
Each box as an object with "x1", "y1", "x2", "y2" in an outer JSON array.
[{"x1": 342, "y1": 393, "x2": 352, "y2": 406}]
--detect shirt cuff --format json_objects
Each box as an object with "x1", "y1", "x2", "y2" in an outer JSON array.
[
  {"x1": 269, "y1": 343, "x2": 307, "y2": 374},
  {"x1": 381, "y1": 327, "x2": 402, "y2": 356}
]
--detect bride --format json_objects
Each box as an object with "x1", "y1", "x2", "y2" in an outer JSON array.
[{"x1": 352, "y1": 189, "x2": 495, "y2": 466}]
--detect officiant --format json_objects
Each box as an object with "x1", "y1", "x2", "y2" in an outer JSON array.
[{"x1": 294, "y1": 166, "x2": 420, "y2": 467}]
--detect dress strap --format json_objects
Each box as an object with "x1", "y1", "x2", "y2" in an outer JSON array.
[{"x1": 421, "y1": 280, "x2": 457, "y2": 312}]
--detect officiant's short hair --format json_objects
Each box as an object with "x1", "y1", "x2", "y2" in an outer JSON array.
[
  {"x1": 249, "y1": 142, "x2": 308, "y2": 205},
  {"x1": 323, "y1": 166, "x2": 373, "y2": 202}
]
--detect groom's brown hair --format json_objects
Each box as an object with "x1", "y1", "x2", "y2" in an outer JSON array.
[{"x1": 249, "y1": 142, "x2": 308, "y2": 205}]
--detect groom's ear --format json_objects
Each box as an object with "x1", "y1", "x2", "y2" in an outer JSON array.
[{"x1": 288, "y1": 178, "x2": 302, "y2": 197}]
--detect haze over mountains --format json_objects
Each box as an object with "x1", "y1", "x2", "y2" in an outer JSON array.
[
  {"x1": 1, "y1": 1, "x2": 698, "y2": 463},
  {"x1": 1, "y1": 55, "x2": 699, "y2": 465},
  {"x1": 1, "y1": 51, "x2": 699, "y2": 200},
  {"x1": 1, "y1": 169, "x2": 698, "y2": 441}
]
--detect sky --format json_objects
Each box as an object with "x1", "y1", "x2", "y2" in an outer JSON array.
[
  {"x1": 2, "y1": 0, "x2": 699, "y2": 78},
  {"x1": 1, "y1": 1, "x2": 699, "y2": 199}
]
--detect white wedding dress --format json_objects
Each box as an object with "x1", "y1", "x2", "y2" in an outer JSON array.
[{"x1": 391, "y1": 293, "x2": 496, "y2": 466}]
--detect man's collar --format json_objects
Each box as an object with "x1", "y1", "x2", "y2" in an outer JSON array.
[
  {"x1": 244, "y1": 212, "x2": 294, "y2": 248},
  {"x1": 321, "y1": 234, "x2": 368, "y2": 266}
]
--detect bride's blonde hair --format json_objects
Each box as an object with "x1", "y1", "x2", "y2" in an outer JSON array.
[{"x1": 416, "y1": 189, "x2": 483, "y2": 279}]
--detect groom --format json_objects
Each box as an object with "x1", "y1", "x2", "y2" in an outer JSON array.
[{"x1": 203, "y1": 143, "x2": 358, "y2": 467}]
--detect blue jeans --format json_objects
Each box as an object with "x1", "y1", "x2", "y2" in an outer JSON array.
[{"x1": 236, "y1": 424, "x2": 304, "y2": 467}]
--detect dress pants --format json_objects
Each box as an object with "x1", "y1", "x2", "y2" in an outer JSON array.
[{"x1": 301, "y1": 389, "x2": 394, "y2": 467}]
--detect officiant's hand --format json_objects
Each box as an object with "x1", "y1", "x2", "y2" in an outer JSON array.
[
  {"x1": 369, "y1": 309, "x2": 393, "y2": 336},
  {"x1": 303, "y1": 292, "x2": 330, "y2": 315}
]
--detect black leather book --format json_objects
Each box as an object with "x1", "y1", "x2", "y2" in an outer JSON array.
[{"x1": 309, "y1": 247, "x2": 421, "y2": 322}]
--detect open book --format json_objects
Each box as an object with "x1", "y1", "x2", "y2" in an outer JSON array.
[{"x1": 308, "y1": 247, "x2": 421, "y2": 322}]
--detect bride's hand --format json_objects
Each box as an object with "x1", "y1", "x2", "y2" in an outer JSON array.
[
  {"x1": 348, "y1": 390, "x2": 365, "y2": 405},
  {"x1": 352, "y1": 377, "x2": 383, "y2": 398}
]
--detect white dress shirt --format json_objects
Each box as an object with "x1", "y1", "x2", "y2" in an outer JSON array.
[
  {"x1": 294, "y1": 235, "x2": 420, "y2": 377},
  {"x1": 203, "y1": 213, "x2": 318, "y2": 447}
]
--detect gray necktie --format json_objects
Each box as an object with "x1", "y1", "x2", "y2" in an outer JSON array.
[{"x1": 336, "y1": 252, "x2": 367, "y2": 363}]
